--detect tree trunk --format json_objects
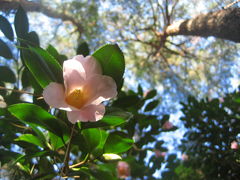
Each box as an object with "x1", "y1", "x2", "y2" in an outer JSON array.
[{"x1": 166, "y1": 8, "x2": 240, "y2": 42}]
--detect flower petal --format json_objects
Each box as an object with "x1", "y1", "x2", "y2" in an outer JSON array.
[
  {"x1": 63, "y1": 57, "x2": 86, "y2": 93},
  {"x1": 75, "y1": 55, "x2": 102, "y2": 77},
  {"x1": 83, "y1": 75, "x2": 117, "y2": 105},
  {"x1": 67, "y1": 104, "x2": 105, "y2": 123},
  {"x1": 43, "y1": 82, "x2": 70, "y2": 110}
]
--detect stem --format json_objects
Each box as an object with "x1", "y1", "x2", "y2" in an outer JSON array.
[
  {"x1": 0, "y1": 86, "x2": 40, "y2": 97},
  {"x1": 60, "y1": 123, "x2": 75, "y2": 177},
  {"x1": 69, "y1": 153, "x2": 89, "y2": 169}
]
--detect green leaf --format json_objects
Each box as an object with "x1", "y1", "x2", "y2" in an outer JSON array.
[
  {"x1": 26, "y1": 31, "x2": 40, "y2": 46},
  {"x1": 113, "y1": 95, "x2": 140, "y2": 108},
  {"x1": 0, "y1": 39, "x2": 13, "y2": 59},
  {"x1": 0, "y1": 66, "x2": 16, "y2": 83},
  {"x1": 21, "y1": 68, "x2": 30, "y2": 88},
  {"x1": 49, "y1": 132, "x2": 65, "y2": 150},
  {"x1": 8, "y1": 103, "x2": 69, "y2": 138},
  {"x1": 102, "y1": 153, "x2": 122, "y2": 161},
  {"x1": 0, "y1": 149, "x2": 20, "y2": 165},
  {"x1": 47, "y1": 44, "x2": 59, "y2": 60},
  {"x1": 77, "y1": 42, "x2": 90, "y2": 57},
  {"x1": 14, "y1": 5, "x2": 29, "y2": 38},
  {"x1": 81, "y1": 115, "x2": 126, "y2": 129},
  {"x1": 144, "y1": 89, "x2": 157, "y2": 100},
  {"x1": 47, "y1": 44, "x2": 65, "y2": 65},
  {"x1": 138, "y1": 84, "x2": 143, "y2": 96},
  {"x1": 30, "y1": 47, "x2": 63, "y2": 83},
  {"x1": 104, "y1": 132, "x2": 133, "y2": 154},
  {"x1": 234, "y1": 97, "x2": 240, "y2": 103},
  {"x1": 0, "y1": 15, "x2": 14, "y2": 41},
  {"x1": 92, "y1": 44, "x2": 125, "y2": 90},
  {"x1": 144, "y1": 100, "x2": 159, "y2": 112},
  {"x1": 22, "y1": 49, "x2": 54, "y2": 88},
  {"x1": 15, "y1": 134, "x2": 46, "y2": 148},
  {"x1": 82, "y1": 128, "x2": 102, "y2": 152}
]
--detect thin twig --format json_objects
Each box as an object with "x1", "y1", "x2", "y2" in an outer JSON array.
[
  {"x1": 60, "y1": 123, "x2": 75, "y2": 177},
  {"x1": 0, "y1": 86, "x2": 40, "y2": 97},
  {"x1": 69, "y1": 154, "x2": 89, "y2": 169}
]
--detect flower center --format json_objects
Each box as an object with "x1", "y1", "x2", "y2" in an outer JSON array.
[{"x1": 65, "y1": 89, "x2": 87, "y2": 109}]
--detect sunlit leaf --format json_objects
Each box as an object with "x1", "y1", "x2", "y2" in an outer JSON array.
[
  {"x1": 8, "y1": 103, "x2": 69, "y2": 138},
  {"x1": 102, "y1": 153, "x2": 122, "y2": 161},
  {"x1": 15, "y1": 134, "x2": 46, "y2": 148},
  {"x1": 92, "y1": 44, "x2": 125, "y2": 90},
  {"x1": 104, "y1": 132, "x2": 133, "y2": 154},
  {"x1": 82, "y1": 128, "x2": 102, "y2": 152},
  {"x1": 49, "y1": 132, "x2": 65, "y2": 150},
  {"x1": 29, "y1": 47, "x2": 63, "y2": 83}
]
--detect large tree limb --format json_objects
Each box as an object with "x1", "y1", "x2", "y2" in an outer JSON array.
[
  {"x1": 165, "y1": 8, "x2": 240, "y2": 42},
  {"x1": 0, "y1": 0, "x2": 84, "y2": 33}
]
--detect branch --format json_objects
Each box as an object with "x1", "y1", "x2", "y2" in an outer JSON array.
[
  {"x1": 165, "y1": 8, "x2": 240, "y2": 42},
  {"x1": 0, "y1": 0, "x2": 84, "y2": 34}
]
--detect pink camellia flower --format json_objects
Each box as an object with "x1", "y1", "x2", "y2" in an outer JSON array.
[
  {"x1": 231, "y1": 141, "x2": 239, "y2": 150},
  {"x1": 162, "y1": 121, "x2": 173, "y2": 130},
  {"x1": 117, "y1": 161, "x2": 130, "y2": 179},
  {"x1": 43, "y1": 55, "x2": 117, "y2": 123}
]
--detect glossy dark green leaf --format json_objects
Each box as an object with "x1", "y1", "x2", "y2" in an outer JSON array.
[
  {"x1": 47, "y1": 44, "x2": 59, "y2": 59},
  {"x1": 144, "y1": 89, "x2": 157, "y2": 100},
  {"x1": 14, "y1": 5, "x2": 29, "y2": 38},
  {"x1": 144, "y1": 100, "x2": 159, "y2": 112},
  {"x1": 0, "y1": 66, "x2": 16, "y2": 83},
  {"x1": 0, "y1": 39, "x2": 12, "y2": 59},
  {"x1": 21, "y1": 68, "x2": 30, "y2": 88},
  {"x1": 113, "y1": 95, "x2": 140, "y2": 108},
  {"x1": 0, "y1": 15, "x2": 14, "y2": 41},
  {"x1": 92, "y1": 44, "x2": 125, "y2": 90},
  {"x1": 82, "y1": 128, "x2": 102, "y2": 152},
  {"x1": 30, "y1": 47, "x2": 63, "y2": 83},
  {"x1": 22, "y1": 49, "x2": 54, "y2": 88},
  {"x1": 26, "y1": 31, "x2": 40, "y2": 46},
  {"x1": 15, "y1": 134, "x2": 46, "y2": 148},
  {"x1": 104, "y1": 132, "x2": 133, "y2": 154},
  {"x1": 90, "y1": 169, "x2": 117, "y2": 180},
  {"x1": 8, "y1": 103, "x2": 69, "y2": 138},
  {"x1": 77, "y1": 42, "x2": 90, "y2": 57},
  {"x1": 47, "y1": 44, "x2": 66, "y2": 65},
  {"x1": 138, "y1": 84, "x2": 143, "y2": 96},
  {"x1": 81, "y1": 115, "x2": 126, "y2": 129},
  {"x1": 0, "y1": 149, "x2": 20, "y2": 165},
  {"x1": 49, "y1": 132, "x2": 65, "y2": 150}
]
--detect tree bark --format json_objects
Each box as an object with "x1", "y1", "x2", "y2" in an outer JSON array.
[
  {"x1": 165, "y1": 8, "x2": 240, "y2": 42},
  {"x1": 0, "y1": 0, "x2": 84, "y2": 33}
]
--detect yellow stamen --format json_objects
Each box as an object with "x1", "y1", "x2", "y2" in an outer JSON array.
[{"x1": 65, "y1": 89, "x2": 87, "y2": 109}]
